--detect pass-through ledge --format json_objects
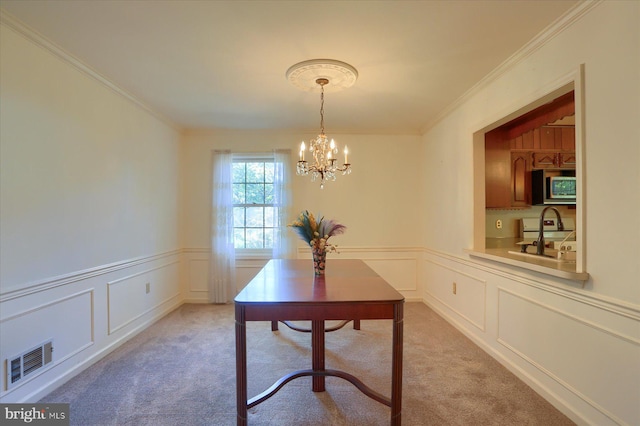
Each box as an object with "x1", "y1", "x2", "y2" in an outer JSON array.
[{"x1": 465, "y1": 247, "x2": 589, "y2": 282}]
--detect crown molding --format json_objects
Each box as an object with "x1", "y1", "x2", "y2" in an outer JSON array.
[
  {"x1": 420, "y1": 0, "x2": 602, "y2": 134},
  {"x1": 0, "y1": 9, "x2": 181, "y2": 132}
]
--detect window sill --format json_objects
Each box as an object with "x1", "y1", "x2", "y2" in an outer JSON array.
[{"x1": 235, "y1": 249, "x2": 273, "y2": 260}]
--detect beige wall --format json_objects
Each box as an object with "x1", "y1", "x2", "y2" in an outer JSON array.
[
  {"x1": 181, "y1": 129, "x2": 423, "y2": 250},
  {"x1": 180, "y1": 129, "x2": 424, "y2": 301},
  {"x1": 421, "y1": 2, "x2": 639, "y2": 425},
  {"x1": 422, "y1": 1, "x2": 639, "y2": 304},
  {"x1": 0, "y1": 22, "x2": 182, "y2": 402},
  {"x1": 0, "y1": 25, "x2": 181, "y2": 290}
]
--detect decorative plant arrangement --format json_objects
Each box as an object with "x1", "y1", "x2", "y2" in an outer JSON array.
[{"x1": 289, "y1": 210, "x2": 346, "y2": 275}]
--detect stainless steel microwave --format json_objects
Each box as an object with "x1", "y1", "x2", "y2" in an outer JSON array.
[
  {"x1": 532, "y1": 169, "x2": 576, "y2": 205},
  {"x1": 547, "y1": 176, "x2": 576, "y2": 199}
]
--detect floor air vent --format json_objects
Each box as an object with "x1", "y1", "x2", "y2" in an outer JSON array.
[{"x1": 7, "y1": 340, "x2": 53, "y2": 389}]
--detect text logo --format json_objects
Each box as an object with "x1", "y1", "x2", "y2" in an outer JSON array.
[{"x1": 1, "y1": 404, "x2": 69, "y2": 425}]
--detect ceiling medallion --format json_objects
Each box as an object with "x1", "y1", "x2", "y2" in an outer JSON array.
[{"x1": 286, "y1": 59, "x2": 358, "y2": 93}]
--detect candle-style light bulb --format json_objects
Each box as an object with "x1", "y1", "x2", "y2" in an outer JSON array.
[
  {"x1": 344, "y1": 145, "x2": 349, "y2": 163},
  {"x1": 330, "y1": 139, "x2": 336, "y2": 150},
  {"x1": 300, "y1": 141, "x2": 305, "y2": 161}
]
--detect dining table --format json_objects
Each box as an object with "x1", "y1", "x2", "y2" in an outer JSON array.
[{"x1": 234, "y1": 259, "x2": 404, "y2": 425}]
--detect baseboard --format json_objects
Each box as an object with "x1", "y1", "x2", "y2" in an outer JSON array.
[
  {"x1": 183, "y1": 298, "x2": 212, "y2": 304},
  {"x1": 421, "y1": 297, "x2": 589, "y2": 426}
]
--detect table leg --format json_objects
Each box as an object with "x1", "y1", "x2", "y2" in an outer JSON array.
[
  {"x1": 311, "y1": 319, "x2": 325, "y2": 392},
  {"x1": 391, "y1": 303, "x2": 404, "y2": 426},
  {"x1": 235, "y1": 304, "x2": 247, "y2": 426}
]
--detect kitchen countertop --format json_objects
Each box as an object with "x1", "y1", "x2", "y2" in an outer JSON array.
[
  {"x1": 467, "y1": 238, "x2": 589, "y2": 282},
  {"x1": 485, "y1": 237, "x2": 521, "y2": 249}
]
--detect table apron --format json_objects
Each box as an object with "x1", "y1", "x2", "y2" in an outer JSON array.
[{"x1": 238, "y1": 302, "x2": 399, "y2": 322}]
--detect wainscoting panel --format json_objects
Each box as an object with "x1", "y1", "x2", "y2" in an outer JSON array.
[
  {"x1": 423, "y1": 257, "x2": 486, "y2": 331},
  {"x1": 421, "y1": 248, "x2": 640, "y2": 426},
  {"x1": 0, "y1": 250, "x2": 182, "y2": 403},
  {"x1": 182, "y1": 249, "x2": 209, "y2": 302},
  {"x1": 185, "y1": 246, "x2": 422, "y2": 302},
  {"x1": 0, "y1": 290, "x2": 93, "y2": 394},
  {"x1": 188, "y1": 258, "x2": 209, "y2": 293},
  {"x1": 107, "y1": 261, "x2": 181, "y2": 334},
  {"x1": 363, "y1": 259, "x2": 417, "y2": 292},
  {"x1": 236, "y1": 259, "x2": 269, "y2": 293},
  {"x1": 498, "y1": 288, "x2": 640, "y2": 425},
  {"x1": 322, "y1": 246, "x2": 423, "y2": 301}
]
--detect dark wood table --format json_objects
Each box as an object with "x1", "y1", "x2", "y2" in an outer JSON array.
[{"x1": 234, "y1": 259, "x2": 404, "y2": 425}]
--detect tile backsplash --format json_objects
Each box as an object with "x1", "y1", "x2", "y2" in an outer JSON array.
[{"x1": 485, "y1": 206, "x2": 576, "y2": 239}]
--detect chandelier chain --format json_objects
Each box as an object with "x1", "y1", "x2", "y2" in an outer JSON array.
[{"x1": 319, "y1": 82, "x2": 325, "y2": 135}]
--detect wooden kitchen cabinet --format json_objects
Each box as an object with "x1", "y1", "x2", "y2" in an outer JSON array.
[
  {"x1": 539, "y1": 127, "x2": 557, "y2": 149},
  {"x1": 510, "y1": 151, "x2": 531, "y2": 206},
  {"x1": 559, "y1": 127, "x2": 576, "y2": 150},
  {"x1": 558, "y1": 151, "x2": 576, "y2": 167},
  {"x1": 530, "y1": 126, "x2": 575, "y2": 169},
  {"x1": 488, "y1": 142, "x2": 574, "y2": 208},
  {"x1": 487, "y1": 131, "x2": 575, "y2": 208},
  {"x1": 485, "y1": 130, "x2": 511, "y2": 208},
  {"x1": 531, "y1": 150, "x2": 576, "y2": 169},
  {"x1": 531, "y1": 150, "x2": 557, "y2": 168},
  {"x1": 487, "y1": 91, "x2": 576, "y2": 209},
  {"x1": 511, "y1": 127, "x2": 575, "y2": 150},
  {"x1": 537, "y1": 126, "x2": 576, "y2": 150}
]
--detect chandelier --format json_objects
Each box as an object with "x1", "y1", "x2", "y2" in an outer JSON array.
[{"x1": 286, "y1": 59, "x2": 357, "y2": 189}]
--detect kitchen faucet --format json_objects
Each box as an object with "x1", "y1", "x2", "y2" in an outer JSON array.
[{"x1": 536, "y1": 206, "x2": 564, "y2": 256}]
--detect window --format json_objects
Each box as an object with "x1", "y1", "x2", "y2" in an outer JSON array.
[{"x1": 232, "y1": 159, "x2": 277, "y2": 249}]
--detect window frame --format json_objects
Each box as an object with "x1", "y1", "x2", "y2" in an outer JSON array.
[{"x1": 231, "y1": 154, "x2": 277, "y2": 258}]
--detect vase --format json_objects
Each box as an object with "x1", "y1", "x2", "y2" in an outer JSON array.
[{"x1": 312, "y1": 247, "x2": 327, "y2": 275}]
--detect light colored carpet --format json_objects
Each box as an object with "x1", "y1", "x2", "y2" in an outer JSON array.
[{"x1": 40, "y1": 303, "x2": 574, "y2": 425}]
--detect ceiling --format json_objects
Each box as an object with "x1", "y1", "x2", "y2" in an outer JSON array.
[{"x1": 0, "y1": 1, "x2": 579, "y2": 134}]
